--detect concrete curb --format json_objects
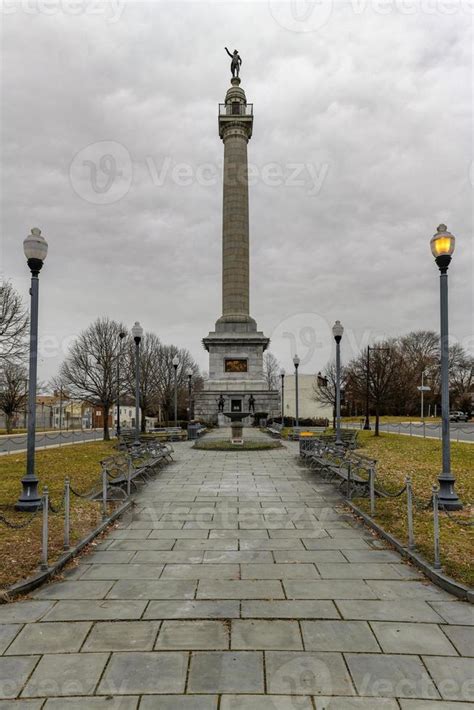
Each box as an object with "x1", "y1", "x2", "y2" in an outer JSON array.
[
  {"x1": 347, "y1": 501, "x2": 473, "y2": 603},
  {"x1": 1, "y1": 499, "x2": 134, "y2": 602}
]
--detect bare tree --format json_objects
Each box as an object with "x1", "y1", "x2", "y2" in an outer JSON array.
[
  {"x1": 124, "y1": 332, "x2": 162, "y2": 432},
  {"x1": 312, "y1": 361, "x2": 344, "y2": 429},
  {"x1": 263, "y1": 351, "x2": 280, "y2": 391},
  {"x1": 0, "y1": 361, "x2": 28, "y2": 433},
  {"x1": 60, "y1": 317, "x2": 126, "y2": 440},
  {"x1": 156, "y1": 344, "x2": 199, "y2": 422},
  {"x1": 0, "y1": 281, "x2": 28, "y2": 364},
  {"x1": 346, "y1": 339, "x2": 400, "y2": 435}
]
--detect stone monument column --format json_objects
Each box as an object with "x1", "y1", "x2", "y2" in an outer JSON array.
[{"x1": 217, "y1": 77, "x2": 255, "y2": 329}]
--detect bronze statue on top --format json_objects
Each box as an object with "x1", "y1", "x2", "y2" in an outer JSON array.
[{"x1": 225, "y1": 47, "x2": 242, "y2": 79}]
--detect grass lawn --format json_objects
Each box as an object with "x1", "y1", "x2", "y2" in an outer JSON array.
[
  {"x1": 342, "y1": 415, "x2": 442, "y2": 424},
  {"x1": 0, "y1": 441, "x2": 117, "y2": 590},
  {"x1": 352, "y1": 431, "x2": 473, "y2": 587}
]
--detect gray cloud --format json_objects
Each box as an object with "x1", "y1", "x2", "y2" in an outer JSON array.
[{"x1": 1, "y1": 1, "x2": 472, "y2": 381}]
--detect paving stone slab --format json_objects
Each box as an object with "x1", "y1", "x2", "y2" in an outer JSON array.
[
  {"x1": 81, "y1": 621, "x2": 161, "y2": 651},
  {"x1": 0, "y1": 701, "x2": 44, "y2": 710},
  {"x1": 83, "y1": 551, "x2": 136, "y2": 564},
  {"x1": 210, "y1": 530, "x2": 270, "y2": 539},
  {"x1": 22, "y1": 653, "x2": 108, "y2": 697},
  {"x1": 341, "y1": 549, "x2": 404, "y2": 563},
  {"x1": 97, "y1": 651, "x2": 188, "y2": 694},
  {"x1": 441, "y1": 625, "x2": 473, "y2": 656},
  {"x1": 231, "y1": 620, "x2": 303, "y2": 650},
  {"x1": 197, "y1": 580, "x2": 284, "y2": 599},
  {"x1": 33, "y1": 581, "x2": 114, "y2": 600},
  {"x1": 0, "y1": 602, "x2": 53, "y2": 624},
  {"x1": 370, "y1": 622, "x2": 458, "y2": 655},
  {"x1": 188, "y1": 651, "x2": 264, "y2": 693},
  {"x1": 81, "y1": 564, "x2": 164, "y2": 580},
  {"x1": 202, "y1": 551, "x2": 273, "y2": 563},
  {"x1": 338, "y1": 600, "x2": 444, "y2": 622},
  {"x1": 239, "y1": 539, "x2": 305, "y2": 550},
  {"x1": 220, "y1": 696, "x2": 313, "y2": 709},
  {"x1": 160, "y1": 564, "x2": 239, "y2": 579},
  {"x1": 429, "y1": 602, "x2": 474, "y2": 626},
  {"x1": 0, "y1": 656, "x2": 40, "y2": 699},
  {"x1": 144, "y1": 600, "x2": 240, "y2": 619},
  {"x1": 345, "y1": 653, "x2": 439, "y2": 698},
  {"x1": 43, "y1": 698, "x2": 139, "y2": 709},
  {"x1": 0, "y1": 626, "x2": 21, "y2": 655},
  {"x1": 108, "y1": 529, "x2": 152, "y2": 539},
  {"x1": 283, "y1": 580, "x2": 376, "y2": 599},
  {"x1": 366, "y1": 580, "x2": 452, "y2": 600},
  {"x1": 107, "y1": 539, "x2": 175, "y2": 551},
  {"x1": 265, "y1": 651, "x2": 354, "y2": 695},
  {"x1": 303, "y1": 539, "x2": 371, "y2": 550},
  {"x1": 399, "y1": 701, "x2": 474, "y2": 709},
  {"x1": 149, "y1": 529, "x2": 209, "y2": 539},
  {"x1": 155, "y1": 620, "x2": 229, "y2": 649},
  {"x1": 42, "y1": 600, "x2": 146, "y2": 622},
  {"x1": 241, "y1": 563, "x2": 319, "y2": 579},
  {"x1": 132, "y1": 551, "x2": 204, "y2": 564},
  {"x1": 241, "y1": 601, "x2": 339, "y2": 619},
  {"x1": 316, "y1": 563, "x2": 412, "y2": 579},
  {"x1": 274, "y1": 551, "x2": 346, "y2": 563},
  {"x1": 422, "y1": 656, "x2": 474, "y2": 701},
  {"x1": 301, "y1": 620, "x2": 379, "y2": 652},
  {"x1": 314, "y1": 700, "x2": 399, "y2": 709},
  {"x1": 107, "y1": 580, "x2": 196, "y2": 600},
  {"x1": 5, "y1": 622, "x2": 91, "y2": 655},
  {"x1": 174, "y1": 539, "x2": 238, "y2": 550},
  {"x1": 139, "y1": 697, "x2": 218, "y2": 710}
]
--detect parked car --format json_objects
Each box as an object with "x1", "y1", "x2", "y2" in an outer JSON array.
[{"x1": 449, "y1": 411, "x2": 469, "y2": 422}]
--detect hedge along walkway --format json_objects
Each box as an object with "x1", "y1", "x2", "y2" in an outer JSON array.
[
  {"x1": 0, "y1": 441, "x2": 117, "y2": 589},
  {"x1": 0, "y1": 439, "x2": 472, "y2": 706}
]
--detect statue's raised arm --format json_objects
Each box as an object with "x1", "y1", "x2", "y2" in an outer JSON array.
[{"x1": 225, "y1": 47, "x2": 242, "y2": 79}]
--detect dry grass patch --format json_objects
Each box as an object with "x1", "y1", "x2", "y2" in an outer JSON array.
[
  {"x1": 0, "y1": 441, "x2": 117, "y2": 590},
  {"x1": 352, "y1": 431, "x2": 473, "y2": 587}
]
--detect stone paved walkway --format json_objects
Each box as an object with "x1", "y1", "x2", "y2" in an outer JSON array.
[{"x1": 0, "y1": 438, "x2": 473, "y2": 709}]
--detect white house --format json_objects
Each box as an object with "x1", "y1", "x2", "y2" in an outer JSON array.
[{"x1": 283, "y1": 373, "x2": 332, "y2": 421}]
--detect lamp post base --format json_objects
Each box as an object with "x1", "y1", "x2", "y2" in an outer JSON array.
[
  {"x1": 363, "y1": 422, "x2": 371, "y2": 431},
  {"x1": 437, "y1": 474, "x2": 463, "y2": 511},
  {"x1": 15, "y1": 476, "x2": 42, "y2": 512}
]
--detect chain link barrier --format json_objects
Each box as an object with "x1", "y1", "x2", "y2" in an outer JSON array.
[
  {"x1": 0, "y1": 507, "x2": 42, "y2": 529},
  {"x1": 438, "y1": 502, "x2": 474, "y2": 527}
]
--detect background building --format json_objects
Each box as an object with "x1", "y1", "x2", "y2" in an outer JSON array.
[{"x1": 283, "y1": 374, "x2": 332, "y2": 422}]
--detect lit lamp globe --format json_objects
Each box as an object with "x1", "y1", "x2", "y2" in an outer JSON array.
[
  {"x1": 24, "y1": 228, "x2": 48, "y2": 272},
  {"x1": 332, "y1": 320, "x2": 344, "y2": 342},
  {"x1": 430, "y1": 224, "x2": 455, "y2": 269},
  {"x1": 131, "y1": 321, "x2": 143, "y2": 342}
]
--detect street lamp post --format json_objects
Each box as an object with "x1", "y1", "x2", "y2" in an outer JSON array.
[
  {"x1": 116, "y1": 331, "x2": 126, "y2": 438},
  {"x1": 16, "y1": 228, "x2": 48, "y2": 511},
  {"x1": 333, "y1": 320, "x2": 344, "y2": 446},
  {"x1": 173, "y1": 356, "x2": 180, "y2": 427},
  {"x1": 363, "y1": 346, "x2": 371, "y2": 430},
  {"x1": 293, "y1": 355, "x2": 300, "y2": 429},
  {"x1": 280, "y1": 369, "x2": 285, "y2": 426},
  {"x1": 430, "y1": 224, "x2": 463, "y2": 510},
  {"x1": 131, "y1": 322, "x2": 143, "y2": 446},
  {"x1": 186, "y1": 368, "x2": 193, "y2": 421},
  {"x1": 418, "y1": 370, "x2": 431, "y2": 421}
]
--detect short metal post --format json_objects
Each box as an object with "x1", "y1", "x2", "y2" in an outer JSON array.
[
  {"x1": 423, "y1": 421, "x2": 426, "y2": 438},
  {"x1": 369, "y1": 467, "x2": 375, "y2": 516},
  {"x1": 64, "y1": 477, "x2": 70, "y2": 550},
  {"x1": 127, "y1": 457, "x2": 132, "y2": 497},
  {"x1": 102, "y1": 464, "x2": 108, "y2": 520},
  {"x1": 41, "y1": 486, "x2": 49, "y2": 569},
  {"x1": 432, "y1": 485, "x2": 441, "y2": 569},
  {"x1": 409, "y1": 421, "x2": 412, "y2": 437},
  {"x1": 406, "y1": 476, "x2": 414, "y2": 549},
  {"x1": 346, "y1": 462, "x2": 352, "y2": 500}
]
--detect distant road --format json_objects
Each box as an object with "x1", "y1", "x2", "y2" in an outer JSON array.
[
  {"x1": 0, "y1": 429, "x2": 103, "y2": 455},
  {"x1": 344, "y1": 422, "x2": 474, "y2": 443}
]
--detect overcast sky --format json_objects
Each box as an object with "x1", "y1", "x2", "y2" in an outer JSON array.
[{"x1": 1, "y1": 1, "x2": 472, "y2": 383}]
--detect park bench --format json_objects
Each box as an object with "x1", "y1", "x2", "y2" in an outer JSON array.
[
  {"x1": 290, "y1": 426, "x2": 327, "y2": 441},
  {"x1": 102, "y1": 442, "x2": 171, "y2": 495},
  {"x1": 152, "y1": 427, "x2": 187, "y2": 442},
  {"x1": 266, "y1": 423, "x2": 282, "y2": 439},
  {"x1": 300, "y1": 438, "x2": 376, "y2": 498}
]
